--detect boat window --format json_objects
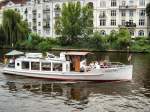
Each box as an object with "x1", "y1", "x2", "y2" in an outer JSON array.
[
  {"x1": 31, "y1": 62, "x2": 40, "y2": 70},
  {"x1": 53, "y1": 63, "x2": 62, "y2": 71},
  {"x1": 41, "y1": 63, "x2": 51, "y2": 71},
  {"x1": 17, "y1": 63, "x2": 20, "y2": 66},
  {"x1": 22, "y1": 61, "x2": 29, "y2": 69}
]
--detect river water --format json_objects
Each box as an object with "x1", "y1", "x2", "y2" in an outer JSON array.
[{"x1": 0, "y1": 51, "x2": 150, "y2": 112}]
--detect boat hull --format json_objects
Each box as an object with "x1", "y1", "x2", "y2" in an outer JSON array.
[{"x1": 2, "y1": 65, "x2": 133, "y2": 81}]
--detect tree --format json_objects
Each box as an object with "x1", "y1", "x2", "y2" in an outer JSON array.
[
  {"x1": 89, "y1": 31, "x2": 108, "y2": 50},
  {"x1": 55, "y1": 2, "x2": 93, "y2": 45},
  {"x1": 116, "y1": 28, "x2": 131, "y2": 49},
  {"x1": 0, "y1": 25, "x2": 5, "y2": 46},
  {"x1": 2, "y1": 9, "x2": 29, "y2": 46},
  {"x1": 38, "y1": 41, "x2": 52, "y2": 54},
  {"x1": 146, "y1": 3, "x2": 150, "y2": 17},
  {"x1": 108, "y1": 31, "x2": 118, "y2": 48}
]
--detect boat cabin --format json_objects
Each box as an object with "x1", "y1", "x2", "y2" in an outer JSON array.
[
  {"x1": 7, "y1": 52, "x2": 91, "y2": 73},
  {"x1": 64, "y1": 52, "x2": 91, "y2": 72}
]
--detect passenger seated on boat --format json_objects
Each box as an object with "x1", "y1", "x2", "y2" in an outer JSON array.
[
  {"x1": 80, "y1": 61, "x2": 86, "y2": 72},
  {"x1": 8, "y1": 58, "x2": 15, "y2": 68},
  {"x1": 89, "y1": 61, "x2": 95, "y2": 69},
  {"x1": 9, "y1": 59, "x2": 14, "y2": 64},
  {"x1": 95, "y1": 61, "x2": 100, "y2": 69},
  {"x1": 100, "y1": 60, "x2": 109, "y2": 68},
  {"x1": 80, "y1": 66, "x2": 85, "y2": 72},
  {"x1": 4, "y1": 56, "x2": 8, "y2": 64},
  {"x1": 89, "y1": 61, "x2": 100, "y2": 70}
]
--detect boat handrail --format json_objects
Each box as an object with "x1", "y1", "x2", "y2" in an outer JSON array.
[
  {"x1": 107, "y1": 62, "x2": 125, "y2": 65},
  {"x1": 106, "y1": 62, "x2": 126, "y2": 68}
]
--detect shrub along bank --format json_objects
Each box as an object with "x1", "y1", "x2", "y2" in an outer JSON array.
[{"x1": 14, "y1": 29, "x2": 150, "y2": 53}]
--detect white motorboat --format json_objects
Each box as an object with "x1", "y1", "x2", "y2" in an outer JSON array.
[{"x1": 2, "y1": 52, "x2": 133, "y2": 82}]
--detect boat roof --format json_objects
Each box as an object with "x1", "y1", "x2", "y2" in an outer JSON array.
[{"x1": 65, "y1": 52, "x2": 92, "y2": 56}]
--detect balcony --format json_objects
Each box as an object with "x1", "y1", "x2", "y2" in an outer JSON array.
[
  {"x1": 43, "y1": 26, "x2": 50, "y2": 29},
  {"x1": 54, "y1": 7, "x2": 60, "y2": 12},
  {"x1": 119, "y1": 22, "x2": 136, "y2": 28},
  {"x1": 119, "y1": 5, "x2": 137, "y2": 10},
  {"x1": 43, "y1": 8, "x2": 50, "y2": 12},
  {"x1": 99, "y1": 14, "x2": 106, "y2": 18}
]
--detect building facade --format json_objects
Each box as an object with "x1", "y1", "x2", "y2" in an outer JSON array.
[
  {"x1": 0, "y1": 0, "x2": 150, "y2": 37},
  {"x1": 93, "y1": 0, "x2": 150, "y2": 37}
]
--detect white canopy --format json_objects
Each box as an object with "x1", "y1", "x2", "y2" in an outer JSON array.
[{"x1": 5, "y1": 50, "x2": 24, "y2": 56}]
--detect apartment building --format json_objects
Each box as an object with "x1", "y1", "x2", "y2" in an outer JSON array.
[
  {"x1": 94, "y1": 0, "x2": 150, "y2": 37},
  {"x1": 0, "y1": 0, "x2": 150, "y2": 37}
]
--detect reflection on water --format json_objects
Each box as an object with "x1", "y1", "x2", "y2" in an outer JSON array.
[{"x1": 0, "y1": 52, "x2": 150, "y2": 112}]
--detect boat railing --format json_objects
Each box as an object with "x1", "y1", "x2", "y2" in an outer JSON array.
[
  {"x1": 86, "y1": 62, "x2": 126, "y2": 71},
  {"x1": 104, "y1": 62, "x2": 125, "y2": 68}
]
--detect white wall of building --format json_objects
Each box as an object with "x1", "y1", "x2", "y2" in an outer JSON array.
[{"x1": 1, "y1": 0, "x2": 150, "y2": 37}]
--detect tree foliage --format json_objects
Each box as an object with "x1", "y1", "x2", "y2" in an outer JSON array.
[
  {"x1": 0, "y1": 25, "x2": 5, "y2": 46},
  {"x1": 89, "y1": 32, "x2": 108, "y2": 50},
  {"x1": 2, "y1": 9, "x2": 29, "y2": 46},
  {"x1": 107, "y1": 29, "x2": 131, "y2": 49},
  {"x1": 146, "y1": 3, "x2": 150, "y2": 17},
  {"x1": 55, "y1": 2, "x2": 93, "y2": 45},
  {"x1": 117, "y1": 29, "x2": 131, "y2": 48}
]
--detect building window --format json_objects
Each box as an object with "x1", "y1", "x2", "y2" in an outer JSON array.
[
  {"x1": 38, "y1": 30, "x2": 41, "y2": 34},
  {"x1": 111, "y1": 19, "x2": 116, "y2": 26},
  {"x1": 38, "y1": 22, "x2": 41, "y2": 26},
  {"x1": 138, "y1": 30, "x2": 144, "y2": 36},
  {"x1": 130, "y1": 30, "x2": 134, "y2": 36},
  {"x1": 38, "y1": 13, "x2": 40, "y2": 18},
  {"x1": 139, "y1": 10, "x2": 145, "y2": 16},
  {"x1": 46, "y1": 5, "x2": 49, "y2": 9},
  {"x1": 100, "y1": 19, "x2": 106, "y2": 26},
  {"x1": 139, "y1": 19, "x2": 145, "y2": 26},
  {"x1": 122, "y1": 20, "x2": 126, "y2": 25},
  {"x1": 100, "y1": 30, "x2": 106, "y2": 36},
  {"x1": 111, "y1": 10, "x2": 116, "y2": 16},
  {"x1": 87, "y1": 2, "x2": 94, "y2": 8},
  {"x1": 121, "y1": 10, "x2": 126, "y2": 16},
  {"x1": 111, "y1": 30, "x2": 116, "y2": 34},
  {"x1": 129, "y1": 20, "x2": 133, "y2": 24},
  {"x1": 129, "y1": 0, "x2": 134, "y2": 5},
  {"x1": 100, "y1": 1, "x2": 106, "y2": 7},
  {"x1": 122, "y1": 1, "x2": 126, "y2": 6},
  {"x1": 139, "y1": 0, "x2": 145, "y2": 6},
  {"x1": 99, "y1": 11, "x2": 106, "y2": 18},
  {"x1": 37, "y1": 0, "x2": 40, "y2": 4},
  {"x1": 111, "y1": 0, "x2": 117, "y2": 7},
  {"x1": 129, "y1": 10, "x2": 134, "y2": 16}
]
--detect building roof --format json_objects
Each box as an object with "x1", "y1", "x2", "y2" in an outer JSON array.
[{"x1": 0, "y1": 0, "x2": 26, "y2": 9}]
